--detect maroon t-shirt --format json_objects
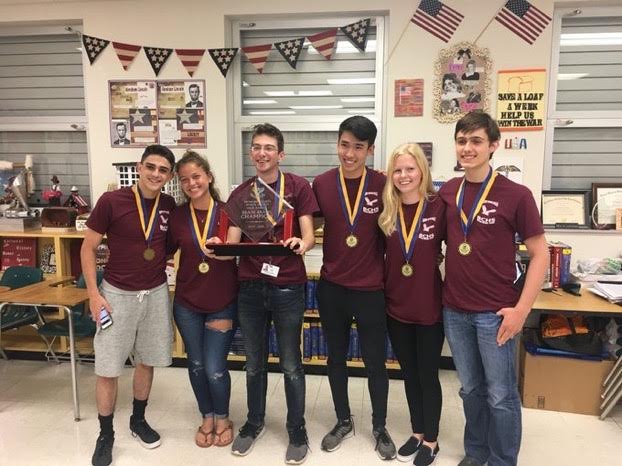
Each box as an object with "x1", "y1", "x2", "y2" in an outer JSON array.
[
  {"x1": 233, "y1": 172, "x2": 319, "y2": 285},
  {"x1": 168, "y1": 202, "x2": 238, "y2": 313},
  {"x1": 313, "y1": 168, "x2": 386, "y2": 290},
  {"x1": 86, "y1": 187, "x2": 176, "y2": 291},
  {"x1": 384, "y1": 197, "x2": 446, "y2": 325},
  {"x1": 439, "y1": 174, "x2": 544, "y2": 312}
]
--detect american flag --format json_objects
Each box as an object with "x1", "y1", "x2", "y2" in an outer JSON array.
[
  {"x1": 411, "y1": 0, "x2": 464, "y2": 43},
  {"x1": 495, "y1": 0, "x2": 552, "y2": 44}
]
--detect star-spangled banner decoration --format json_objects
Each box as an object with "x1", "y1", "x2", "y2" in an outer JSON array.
[
  {"x1": 411, "y1": 0, "x2": 464, "y2": 43},
  {"x1": 129, "y1": 108, "x2": 153, "y2": 127},
  {"x1": 144, "y1": 46, "x2": 173, "y2": 76},
  {"x1": 81, "y1": 34, "x2": 110, "y2": 64},
  {"x1": 495, "y1": 0, "x2": 552, "y2": 45},
  {"x1": 177, "y1": 108, "x2": 199, "y2": 125},
  {"x1": 274, "y1": 37, "x2": 304, "y2": 69},
  {"x1": 242, "y1": 44, "x2": 273, "y2": 74},
  {"x1": 208, "y1": 48, "x2": 239, "y2": 77},
  {"x1": 307, "y1": 28, "x2": 338, "y2": 60},
  {"x1": 175, "y1": 48, "x2": 205, "y2": 77},
  {"x1": 340, "y1": 18, "x2": 370, "y2": 52},
  {"x1": 112, "y1": 41, "x2": 141, "y2": 70}
]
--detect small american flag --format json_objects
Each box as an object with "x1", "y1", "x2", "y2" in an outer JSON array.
[
  {"x1": 495, "y1": 0, "x2": 552, "y2": 44},
  {"x1": 411, "y1": 0, "x2": 464, "y2": 43}
]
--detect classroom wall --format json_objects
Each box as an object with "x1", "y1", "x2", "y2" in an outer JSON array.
[{"x1": 1, "y1": 0, "x2": 620, "y2": 261}]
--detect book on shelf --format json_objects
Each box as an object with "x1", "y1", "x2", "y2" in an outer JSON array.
[
  {"x1": 310, "y1": 322, "x2": 319, "y2": 360},
  {"x1": 303, "y1": 322, "x2": 311, "y2": 361}
]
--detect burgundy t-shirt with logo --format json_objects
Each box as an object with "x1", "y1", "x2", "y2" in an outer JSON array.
[
  {"x1": 313, "y1": 167, "x2": 386, "y2": 291},
  {"x1": 168, "y1": 202, "x2": 238, "y2": 313},
  {"x1": 86, "y1": 187, "x2": 176, "y2": 291},
  {"x1": 233, "y1": 172, "x2": 319, "y2": 285},
  {"x1": 384, "y1": 197, "x2": 446, "y2": 325},
  {"x1": 439, "y1": 174, "x2": 544, "y2": 312}
]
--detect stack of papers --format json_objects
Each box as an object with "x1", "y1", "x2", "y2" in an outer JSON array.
[{"x1": 589, "y1": 282, "x2": 622, "y2": 303}]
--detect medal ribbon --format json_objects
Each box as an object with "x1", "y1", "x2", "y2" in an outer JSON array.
[
  {"x1": 337, "y1": 166, "x2": 369, "y2": 234},
  {"x1": 188, "y1": 199, "x2": 217, "y2": 258},
  {"x1": 455, "y1": 168, "x2": 497, "y2": 239},
  {"x1": 252, "y1": 171, "x2": 285, "y2": 226},
  {"x1": 396, "y1": 200, "x2": 426, "y2": 264},
  {"x1": 132, "y1": 184, "x2": 161, "y2": 245}
]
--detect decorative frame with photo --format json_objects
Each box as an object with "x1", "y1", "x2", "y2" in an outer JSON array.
[{"x1": 433, "y1": 42, "x2": 492, "y2": 123}]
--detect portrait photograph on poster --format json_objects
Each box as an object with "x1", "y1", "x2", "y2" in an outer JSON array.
[{"x1": 433, "y1": 42, "x2": 491, "y2": 123}]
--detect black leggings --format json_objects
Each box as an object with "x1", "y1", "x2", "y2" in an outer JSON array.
[
  {"x1": 387, "y1": 316, "x2": 444, "y2": 442},
  {"x1": 317, "y1": 279, "x2": 389, "y2": 429}
]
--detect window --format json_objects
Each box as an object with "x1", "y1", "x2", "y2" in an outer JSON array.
[
  {"x1": 544, "y1": 7, "x2": 622, "y2": 191},
  {"x1": 0, "y1": 25, "x2": 90, "y2": 203},
  {"x1": 229, "y1": 14, "x2": 386, "y2": 184}
]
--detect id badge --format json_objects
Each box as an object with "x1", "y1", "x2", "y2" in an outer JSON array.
[{"x1": 261, "y1": 262, "x2": 280, "y2": 278}]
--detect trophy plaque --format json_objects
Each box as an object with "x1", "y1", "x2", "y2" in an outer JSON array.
[{"x1": 212, "y1": 177, "x2": 295, "y2": 256}]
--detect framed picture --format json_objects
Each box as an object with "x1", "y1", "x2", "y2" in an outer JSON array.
[
  {"x1": 433, "y1": 42, "x2": 492, "y2": 123},
  {"x1": 541, "y1": 190, "x2": 590, "y2": 229},
  {"x1": 591, "y1": 183, "x2": 622, "y2": 229}
]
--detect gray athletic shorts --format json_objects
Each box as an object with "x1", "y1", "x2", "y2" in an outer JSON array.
[{"x1": 94, "y1": 280, "x2": 173, "y2": 377}]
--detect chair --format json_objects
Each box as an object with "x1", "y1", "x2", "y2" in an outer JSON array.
[
  {"x1": 38, "y1": 271, "x2": 104, "y2": 363},
  {"x1": 0, "y1": 266, "x2": 55, "y2": 360}
]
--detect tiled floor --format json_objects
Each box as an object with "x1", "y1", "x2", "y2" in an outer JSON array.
[{"x1": 0, "y1": 360, "x2": 620, "y2": 465}]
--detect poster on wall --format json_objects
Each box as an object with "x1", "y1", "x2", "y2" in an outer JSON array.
[
  {"x1": 157, "y1": 80, "x2": 206, "y2": 147},
  {"x1": 108, "y1": 80, "x2": 207, "y2": 147},
  {"x1": 496, "y1": 69, "x2": 546, "y2": 131},
  {"x1": 394, "y1": 79, "x2": 423, "y2": 117}
]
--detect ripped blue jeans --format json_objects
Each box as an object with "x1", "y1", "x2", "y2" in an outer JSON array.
[{"x1": 173, "y1": 300, "x2": 237, "y2": 419}]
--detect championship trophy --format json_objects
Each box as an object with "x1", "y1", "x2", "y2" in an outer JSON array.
[{"x1": 211, "y1": 177, "x2": 296, "y2": 256}]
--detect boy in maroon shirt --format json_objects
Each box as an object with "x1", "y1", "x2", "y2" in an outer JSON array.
[
  {"x1": 313, "y1": 116, "x2": 396, "y2": 460},
  {"x1": 228, "y1": 123, "x2": 317, "y2": 464},
  {"x1": 81, "y1": 145, "x2": 176, "y2": 466},
  {"x1": 438, "y1": 113, "x2": 548, "y2": 466}
]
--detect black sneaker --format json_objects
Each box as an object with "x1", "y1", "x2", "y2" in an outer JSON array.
[
  {"x1": 414, "y1": 444, "x2": 439, "y2": 466},
  {"x1": 457, "y1": 457, "x2": 484, "y2": 466},
  {"x1": 91, "y1": 434, "x2": 114, "y2": 466},
  {"x1": 129, "y1": 415, "x2": 161, "y2": 449},
  {"x1": 231, "y1": 422, "x2": 265, "y2": 456},
  {"x1": 372, "y1": 427, "x2": 397, "y2": 460},
  {"x1": 286, "y1": 425, "x2": 309, "y2": 464},
  {"x1": 396, "y1": 436, "x2": 422, "y2": 462},
  {"x1": 320, "y1": 418, "x2": 354, "y2": 452}
]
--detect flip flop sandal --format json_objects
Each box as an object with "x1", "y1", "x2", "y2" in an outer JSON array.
[
  {"x1": 213, "y1": 421, "x2": 234, "y2": 447},
  {"x1": 195, "y1": 426, "x2": 214, "y2": 448}
]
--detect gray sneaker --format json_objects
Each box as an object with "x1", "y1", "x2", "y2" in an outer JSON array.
[
  {"x1": 458, "y1": 457, "x2": 484, "y2": 466},
  {"x1": 372, "y1": 427, "x2": 397, "y2": 460},
  {"x1": 231, "y1": 422, "x2": 265, "y2": 456},
  {"x1": 320, "y1": 418, "x2": 354, "y2": 452},
  {"x1": 285, "y1": 426, "x2": 309, "y2": 464}
]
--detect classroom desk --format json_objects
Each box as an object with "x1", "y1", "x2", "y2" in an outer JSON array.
[{"x1": 0, "y1": 276, "x2": 89, "y2": 421}]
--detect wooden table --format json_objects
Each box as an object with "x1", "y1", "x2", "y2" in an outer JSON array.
[
  {"x1": 533, "y1": 286, "x2": 622, "y2": 316},
  {"x1": 0, "y1": 276, "x2": 89, "y2": 421}
]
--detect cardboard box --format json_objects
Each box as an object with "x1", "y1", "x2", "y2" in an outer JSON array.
[{"x1": 519, "y1": 345, "x2": 614, "y2": 415}]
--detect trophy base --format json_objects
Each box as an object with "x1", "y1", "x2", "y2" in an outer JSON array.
[{"x1": 211, "y1": 243, "x2": 296, "y2": 257}]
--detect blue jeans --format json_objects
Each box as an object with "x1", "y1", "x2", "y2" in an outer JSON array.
[
  {"x1": 237, "y1": 280, "x2": 306, "y2": 431},
  {"x1": 443, "y1": 307, "x2": 521, "y2": 466},
  {"x1": 173, "y1": 300, "x2": 237, "y2": 419}
]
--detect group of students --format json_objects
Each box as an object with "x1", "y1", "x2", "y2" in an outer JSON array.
[{"x1": 82, "y1": 111, "x2": 548, "y2": 466}]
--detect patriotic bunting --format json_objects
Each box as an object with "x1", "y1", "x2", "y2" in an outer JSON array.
[
  {"x1": 112, "y1": 42, "x2": 141, "y2": 70},
  {"x1": 307, "y1": 28, "x2": 338, "y2": 60},
  {"x1": 208, "y1": 48, "x2": 238, "y2": 77},
  {"x1": 242, "y1": 44, "x2": 273, "y2": 74},
  {"x1": 175, "y1": 48, "x2": 205, "y2": 77},
  {"x1": 81, "y1": 34, "x2": 110, "y2": 64},
  {"x1": 495, "y1": 0, "x2": 552, "y2": 45},
  {"x1": 274, "y1": 38, "x2": 304, "y2": 69},
  {"x1": 144, "y1": 47, "x2": 173, "y2": 76},
  {"x1": 340, "y1": 18, "x2": 370, "y2": 52},
  {"x1": 411, "y1": 0, "x2": 464, "y2": 43}
]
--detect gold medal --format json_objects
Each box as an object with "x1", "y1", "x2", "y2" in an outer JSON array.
[
  {"x1": 198, "y1": 262, "x2": 210, "y2": 274},
  {"x1": 458, "y1": 241, "x2": 472, "y2": 256},
  {"x1": 143, "y1": 247, "x2": 156, "y2": 261},
  {"x1": 401, "y1": 263, "x2": 414, "y2": 277},
  {"x1": 346, "y1": 234, "x2": 358, "y2": 248}
]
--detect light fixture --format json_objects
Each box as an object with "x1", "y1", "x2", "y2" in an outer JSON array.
[
  {"x1": 307, "y1": 39, "x2": 377, "y2": 54},
  {"x1": 249, "y1": 110, "x2": 296, "y2": 115},
  {"x1": 243, "y1": 99, "x2": 278, "y2": 104},
  {"x1": 340, "y1": 97, "x2": 375, "y2": 103},
  {"x1": 264, "y1": 90, "x2": 333, "y2": 97},
  {"x1": 347, "y1": 110, "x2": 374, "y2": 114},
  {"x1": 560, "y1": 32, "x2": 622, "y2": 46},
  {"x1": 327, "y1": 78, "x2": 376, "y2": 85},
  {"x1": 289, "y1": 105, "x2": 342, "y2": 110},
  {"x1": 557, "y1": 73, "x2": 589, "y2": 80}
]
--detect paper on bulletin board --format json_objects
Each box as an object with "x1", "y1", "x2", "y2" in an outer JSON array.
[
  {"x1": 493, "y1": 155, "x2": 524, "y2": 184},
  {"x1": 496, "y1": 69, "x2": 546, "y2": 132}
]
